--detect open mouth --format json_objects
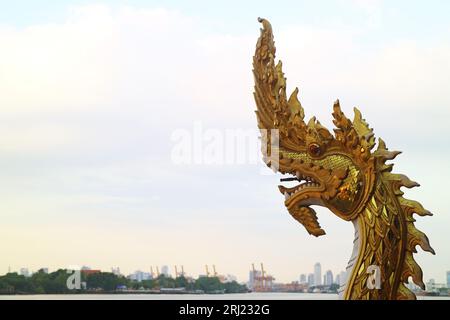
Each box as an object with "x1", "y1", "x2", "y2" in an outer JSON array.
[
  {"x1": 278, "y1": 172, "x2": 322, "y2": 203},
  {"x1": 276, "y1": 170, "x2": 329, "y2": 237}
]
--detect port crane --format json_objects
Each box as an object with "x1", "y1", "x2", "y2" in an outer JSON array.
[
  {"x1": 251, "y1": 263, "x2": 274, "y2": 292},
  {"x1": 173, "y1": 265, "x2": 185, "y2": 278},
  {"x1": 204, "y1": 264, "x2": 219, "y2": 278}
]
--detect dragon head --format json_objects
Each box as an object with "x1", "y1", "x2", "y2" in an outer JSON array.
[{"x1": 254, "y1": 18, "x2": 377, "y2": 236}]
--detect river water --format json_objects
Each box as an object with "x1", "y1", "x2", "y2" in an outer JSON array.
[{"x1": 0, "y1": 292, "x2": 449, "y2": 300}]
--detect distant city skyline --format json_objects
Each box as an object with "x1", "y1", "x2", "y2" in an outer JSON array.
[
  {"x1": 5, "y1": 263, "x2": 450, "y2": 287},
  {"x1": 3, "y1": 262, "x2": 449, "y2": 285},
  {"x1": 7, "y1": 263, "x2": 348, "y2": 284},
  {"x1": 8, "y1": 264, "x2": 449, "y2": 293},
  {"x1": 300, "y1": 263, "x2": 346, "y2": 287}
]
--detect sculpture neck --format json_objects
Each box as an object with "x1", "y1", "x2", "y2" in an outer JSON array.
[{"x1": 339, "y1": 179, "x2": 414, "y2": 300}]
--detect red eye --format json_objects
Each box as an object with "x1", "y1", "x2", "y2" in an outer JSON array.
[{"x1": 309, "y1": 143, "x2": 322, "y2": 156}]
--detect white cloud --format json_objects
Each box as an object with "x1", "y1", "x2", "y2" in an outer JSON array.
[{"x1": 0, "y1": 5, "x2": 193, "y2": 113}]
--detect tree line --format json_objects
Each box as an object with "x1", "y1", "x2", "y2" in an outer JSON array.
[{"x1": 0, "y1": 269, "x2": 248, "y2": 294}]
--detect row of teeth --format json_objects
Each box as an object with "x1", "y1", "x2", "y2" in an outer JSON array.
[
  {"x1": 296, "y1": 172, "x2": 312, "y2": 180},
  {"x1": 284, "y1": 172, "x2": 319, "y2": 201},
  {"x1": 284, "y1": 183, "x2": 320, "y2": 200}
]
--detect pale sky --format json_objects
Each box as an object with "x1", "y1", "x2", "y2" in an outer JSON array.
[{"x1": 0, "y1": 0, "x2": 449, "y2": 283}]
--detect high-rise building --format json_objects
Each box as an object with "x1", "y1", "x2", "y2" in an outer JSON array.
[
  {"x1": 447, "y1": 271, "x2": 450, "y2": 288},
  {"x1": 307, "y1": 273, "x2": 315, "y2": 286},
  {"x1": 128, "y1": 270, "x2": 151, "y2": 282},
  {"x1": 112, "y1": 267, "x2": 121, "y2": 276},
  {"x1": 426, "y1": 279, "x2": 436, "y2": 292},
  {"x1": 249, "y1": 270, "x2": 261, "y2": 289},
  {"x1": 335, "y1": 274, "x2": 340, "y2": 285},
  {"x1": 299, "y1": 274, "x2": 307, "y2": 284},
  {"x1": 19, "y1": 268, "x2": 30, "y2": 277},
  {"x1": 314, "y1": 263, "x2": 322, "y2": 286},
  {"x1": 161, "y1": 265, "x2": 169, "y2": 277},
  {"x1": 325, "y1": 270, "x2": 333, "y2": 286},
  {"x1": 339, "y1": 271, "x2": 347, "y2": 285}
]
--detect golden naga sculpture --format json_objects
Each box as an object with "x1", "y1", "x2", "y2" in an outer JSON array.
[{"x1": 252, "y1": 18, "x2": 434, "y2": 300}]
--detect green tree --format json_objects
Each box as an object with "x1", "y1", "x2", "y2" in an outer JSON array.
[
  {"x1": 175, "y1": 276, "x2": 188, "y2": 288},
  {"x1": 224, "y1": 281, "x2": 247, "y2": 293},
  {"x1": 194, "y1": 277, "x2": 222, "y2": 292},
  {"x1": 0, "y1": 273, "x2": 33, "y2": 294},
  {"x1": 329, "y1": 283, "x2": 340, "y2": 292},
  {"x1": 86, "y1": 272, "x2": 128, "y2": 291}
]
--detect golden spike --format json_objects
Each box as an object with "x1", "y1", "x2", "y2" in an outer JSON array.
[
  {"x1": 353, "y1": 107, "x2": 375, "y2": 150},
  {"x1": 332, "y1": 100, "x2": 362, "y2": 149},
  {"x1": 399, "y1": 197, "x2": 433, "y2": 217},
  {"x1": 332, "y1": 99, "x2": 352, "y2": 132},
  {"x1": 386, "y1": 173, "x2": 420, "y2": 190},
  {"x1": 407, "y1": 223, "x2": 435, "y2": 254},
  {"x1": 287, "y1": 87, "x2": 305, "y2": 127},
  {"x1": 374, "y1": 149, "x2": 402, "y2": 161},
  {"x1": 373, "y1": 137, "x2": 402, "y2": 161},
  {"x1": 401, "y1": 251, "x2": 425, "y2": 290},
  {"x1": 288, "y1": 88, "x2": 304, "y2": 117},
  {"x1": 377, "y1": 137, "x2": 387, "y2": 151}
]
